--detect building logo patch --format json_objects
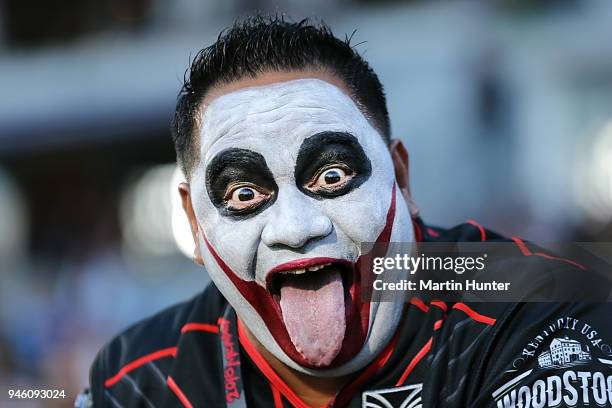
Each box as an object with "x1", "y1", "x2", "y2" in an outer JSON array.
[
  {"x1": 536, "y1": 337, "x2": 592, "y2": 369},
  {"x1": 493, "y1": 316, "x2": 612, "y2": 407}
]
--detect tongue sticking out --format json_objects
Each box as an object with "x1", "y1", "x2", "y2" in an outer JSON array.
[{"x1": 279, "y1": 269, "x2": 346, "y2": 367}]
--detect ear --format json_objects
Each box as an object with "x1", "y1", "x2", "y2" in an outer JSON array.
[
  {"x1": 178, "y1": 183, "x2": 205, "y2": 265},
  {"x1": 389, "y1": 139, "x2": 420, "y2": 218}
]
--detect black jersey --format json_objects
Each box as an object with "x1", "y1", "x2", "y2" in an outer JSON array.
[{"x1": 83, "y1": 219, "x2": 612, "y2": 407}]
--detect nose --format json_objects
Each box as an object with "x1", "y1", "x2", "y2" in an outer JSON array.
[{"x1": 261, "y1": 188, "x2": 332, "y2": 249}]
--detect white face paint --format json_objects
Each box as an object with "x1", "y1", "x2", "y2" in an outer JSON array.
[{"x1": 190, "y1": 78, "x2": 414, "y2": 376}]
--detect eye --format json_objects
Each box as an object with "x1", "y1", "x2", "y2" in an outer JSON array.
[
  {"x1": 225, "y1": 184, "x2": 270, "y2": 211},
  {"x1": 308, "y1": 166, "x2": 354, "y2": 194},
  {"x1": 322, "y1": 168, "x2": 344, "y2": 185}
]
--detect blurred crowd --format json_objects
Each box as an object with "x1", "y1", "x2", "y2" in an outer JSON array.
[{"x1": 1, "y1": 0, "x2": 612, "y2": 406}]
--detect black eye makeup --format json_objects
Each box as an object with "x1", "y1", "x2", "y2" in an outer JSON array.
[
  {"x1": 295, "y1": 131, "x2": 372, "y2": 198},
  {"x1": 206, "y1": 148, "x2": 277, "y2": 217}
]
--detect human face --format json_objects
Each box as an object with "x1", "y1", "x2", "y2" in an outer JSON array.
[{"x1": 188, "y1": 77, "x2": 414, "y2": 376}]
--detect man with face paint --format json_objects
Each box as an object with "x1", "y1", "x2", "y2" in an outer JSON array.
[{"x1": 82, "y1": 16, "x2": 612, "y2": 408}]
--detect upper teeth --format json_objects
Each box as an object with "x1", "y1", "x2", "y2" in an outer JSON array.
[{"x1": 281, "y1": 263, "x2": 331, "y2": 275}]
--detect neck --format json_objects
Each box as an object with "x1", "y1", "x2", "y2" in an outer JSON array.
[{"x1": 242, "y1": 326, "x2": 354, "y2": 407}]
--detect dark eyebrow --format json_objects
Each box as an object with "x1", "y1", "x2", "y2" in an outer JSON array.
[
  {"x1": 294, "y1": 131, "x2": 372, "y2": 197},
  {"x1": 205, "y1": 148, "x2": 277, "y2": 209}
]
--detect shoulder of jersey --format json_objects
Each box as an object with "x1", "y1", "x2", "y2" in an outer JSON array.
[{"x1": 91, "y1": 283, "x2": 224, "y2": 383}]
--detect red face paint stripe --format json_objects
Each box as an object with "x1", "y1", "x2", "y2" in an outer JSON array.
[
  {"x1": 466, "y1": 219, "x2": 486, "y2": 241},
  {"x1": 354, "y1": 183, "x2": 397, "y2": 350},
  {"x1": 236, "y1": 319, "x2": 311, "y2": 408},
  {"x1": 395, "y1": 337, "x2": 433, "y2": 386},
  {"x1": 104, "y1": 347, "x2": 177, "y2": 387},
  {"x1": 452, "y1": 303, "x2": 496, "y2": 326},
  {"x1": 180, "y1": 322, "x2": 219, "y2": 334},
  {"x1": 167, "y1": 376, "x2": 193, "y2": 408},
  {"x1": 377, "y1": 183, "x2": 397, "y2": 244}
]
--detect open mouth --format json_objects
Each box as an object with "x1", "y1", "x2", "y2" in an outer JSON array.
[{"x1": 266, "y1": 258, "x2": 356, "y2": 366}]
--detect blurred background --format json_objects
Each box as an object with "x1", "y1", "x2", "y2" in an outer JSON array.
[{"x1": 1, "y1": 0, "x2": 612, "y2": 406}]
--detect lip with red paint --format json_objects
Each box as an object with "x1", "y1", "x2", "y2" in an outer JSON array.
[{"x1": 265, "y1": 257, "x2": 353, "y2": 294}]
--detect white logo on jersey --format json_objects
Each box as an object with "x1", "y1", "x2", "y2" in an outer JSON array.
[
  {"x1": 362, "y1": 383, "x2": 423, "y2": 408},
  {"x1": 493, "y1": 369, "x2": 612, "y2": 407},
  {"x1": 493, "y1": 316, "x2": 612, "y2": 407},
  {"x1": 536, "y1": 336, "x2": 592, "y2": 369}
]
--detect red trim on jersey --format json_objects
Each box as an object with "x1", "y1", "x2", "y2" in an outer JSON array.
[
  {"x1": 413, "y1": 220, "x2": 423, "y2": 242},
  {"x1": 512, "y1": 237, "x2": 585, "y2": 270},
  {"x1": 410, "y1": 297, "x2": 429, "y2": 313},
  {"x1": 396, "y1": 337, "x2": 433, "y2": 386},
  {"x1": 430, "y1": 300, "x2": 448, "y2": 312},
  {"x1": 167, "y1": 376, "x2": 193, "y2": 408},
  {"x1": 452, "y1": 303, "x2": 496, "y2": 326},
  {"x1": 104, "y1": 347, "x2": 177, "y2": 387},
  {"x1": 532, "y1": 251, "x2": 586, "y2": 270},
  {"x1": 466, "y1": 219, "x2": 486, "y2": 241},
  {"x1": 512, "y1": 237, "x2": 532, "y2": 256},
  {"x1": 237, "y1": 319, "x2": 311, "y2": 408},
  {"x1": 427, "y1": 227, "x2": 440, "y2": 237},
  {"x1": 434, "y1": 320, "x2": 444, "y2": 331},
  {"x1": 180, "y1": 322, "x2": 219, "y2": 334},
  {"x1": 238, "y1": 317, "x2": 401, "y2": 408},
  {"x1": 395, "y1": 314, "x2": 444, "y2": 386},
  {"x1": 330, "y1": 329, "x2": 401, "y2": 407},
  {"x1": 270, "y1": 382, "x2": 284, "y2": 408}
]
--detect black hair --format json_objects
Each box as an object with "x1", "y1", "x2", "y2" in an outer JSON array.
[{"x1": 171, "y1": 15, "x2": 390, "y2": 180}]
